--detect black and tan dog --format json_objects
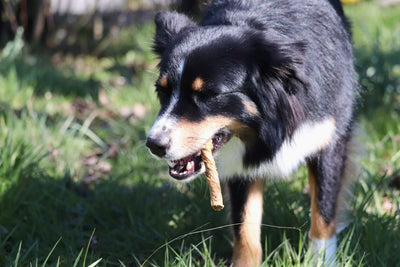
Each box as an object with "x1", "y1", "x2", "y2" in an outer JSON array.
[{"x1": 146, "y1": 0, "x2": 357, "y2": 265}]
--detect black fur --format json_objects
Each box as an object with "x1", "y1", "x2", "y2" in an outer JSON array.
[
  {"x1": 148, "y1": 0, "x2": 357, "y2": 263},
  {"x1": 307, "y1": 124, "x2": 354, "y2": 223},
  {"x1": 228, "y1": 179, "x2": 251, "y2": 237},
  {"x1": 152, "y1": 0, "x2": 356, "y2": 165}
]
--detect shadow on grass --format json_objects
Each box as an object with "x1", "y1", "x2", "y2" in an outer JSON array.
[
  {"x1": 2, "y1": 168, "x2": 400, "y2": 266},
  {"x1": 0, "y1": 170, "x2": 313, "y2": 266},
  {"x1": 351, "y1": 212, "x2": 400, "y2": 266},
  {"x1": 0, "y1": 172, "x2": 231, "y2": 266}
]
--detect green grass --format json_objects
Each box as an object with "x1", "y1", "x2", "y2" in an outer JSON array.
[{"x1": 0, "y1": 1, "x2": 399, "y2": 266}]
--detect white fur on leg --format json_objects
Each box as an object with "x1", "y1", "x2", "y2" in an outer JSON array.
[{"x1": 310, "y1": 235, "x2": 337, "y2": 266}]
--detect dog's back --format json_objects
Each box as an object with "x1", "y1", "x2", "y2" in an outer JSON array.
[{"x1": 202, "y1": 0, "x2": 356, "y2": 123}]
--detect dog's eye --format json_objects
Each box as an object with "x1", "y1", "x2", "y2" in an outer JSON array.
[
  {"x1": 192, "y1": 88, "x2": 220, "y2": 105},
  {"x1": 155, "y1": 84, "x2": 169, "y2": 93},
  {"x1": 155, "y1": 85, "x2": 172, "y2": 103},
  {"x1": 195, "y1": 89, "x2": 217, "y2": 97}
]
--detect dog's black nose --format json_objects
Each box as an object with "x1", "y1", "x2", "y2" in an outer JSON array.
[{"x1": 146, "y1": 135, "x2": 170, "y2": 157}]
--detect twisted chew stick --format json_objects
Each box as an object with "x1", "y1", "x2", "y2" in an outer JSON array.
[{"x1": 201, "y1": 140, "x2": 224, "y2": 211}]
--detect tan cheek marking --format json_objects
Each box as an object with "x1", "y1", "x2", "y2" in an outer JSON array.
[
  {"x1": 243, "y1": 100, "x2": 259, "y2": 116},
  {"x1": 170, "y1": 116, "x2": 260, "y2": 158},
  {"x1": 175, "y1": 116, "x2": 235, "y2": 140},
  {"x1": 308, "y1": 170, "x2": 336, "y2": 239},
  {"x1": 170, "y1": 116, "x2": 235, "y2": 153},
  {"x1": 159, "y1": 75, "x2": 168, "y2": 88},
  {"x1": 233, "y1": 179, "x2": 264, "y2": 267},
  {"x1": 171, "y1": 117, "x2": 259, "y2": 154},
  {"x1": 229, "y1": 121, "x2": 258, "y2": 143},
  {"x1": 192, "y1": 77, "x2": 205, "y2": 91}
]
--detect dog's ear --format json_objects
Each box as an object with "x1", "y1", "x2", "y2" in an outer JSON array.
[
  {"x1": 245, "y1": 33, "x2": 307, "y2": 155},
  {"x1": 249, "y1": 33, "x2": 308, "y2": 95},
  {"x1": 153, "y1": 11, "x2": 197, "y2": 55}
]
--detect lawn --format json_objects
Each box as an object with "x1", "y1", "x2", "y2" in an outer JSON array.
[{"x1": 0, "y1": 1, "x2": 399, "y2": 266}]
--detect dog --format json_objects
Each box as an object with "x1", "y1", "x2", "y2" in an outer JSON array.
[{"x1": 146, "y1": 0, "x2": 357, "y2": 265}]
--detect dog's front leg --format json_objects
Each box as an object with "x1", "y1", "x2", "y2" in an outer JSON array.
[
  {"x1": 306, "y1": 134, "x2": 351, "y2": 266},
  {"x1": 228, "y1": 179, "x2": 264, "y2": 267}
]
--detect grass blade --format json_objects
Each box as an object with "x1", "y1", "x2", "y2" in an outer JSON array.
[
  {"x1": 83, "y1": 229, "x2": 96, "y2": 267},
  {"x1": 88, "y1": 258, "x2": 103, "y2": 267},
  {"x1": 41, "y1": 237, "x2": 62, "y2": 267},
  {"x1": 72, "y1": 248, "x2": 84, "y2": 267},
  {"x1": 13, "y1": 241, "x2": 22, "y2": 267}
]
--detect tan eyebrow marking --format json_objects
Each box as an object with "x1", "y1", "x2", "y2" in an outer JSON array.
[
  {"x1": 192, "y1": 77, "x2": 205, "y2": 91},
  {"x1": 159, "y1": 75, "x2": 168, "y2": 88},
  {"x1": 243, "y1": 100, "x2": 260, "y2": 116}
]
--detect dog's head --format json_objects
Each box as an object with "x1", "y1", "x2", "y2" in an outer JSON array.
[{"x1": 146, "y1": 11, "x2": 307, "y2": 181}]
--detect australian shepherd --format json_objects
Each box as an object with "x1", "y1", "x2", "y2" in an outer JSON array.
[{"x1": 146, "y1": 0, "x2": 357, "y2": 265}]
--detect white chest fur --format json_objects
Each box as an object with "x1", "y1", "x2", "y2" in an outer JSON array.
[{"x1": 216, "y1": 117, "x2": 336, "y2": 180}]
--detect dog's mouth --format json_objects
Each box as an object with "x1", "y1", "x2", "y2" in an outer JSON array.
[{"x1": 168, "y1": 130, "x2": 231, "y2": 180}]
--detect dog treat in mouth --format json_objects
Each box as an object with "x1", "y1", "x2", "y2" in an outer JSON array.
[{"x1": 201, "y1": 140, "x2": 224, "y2": 211}]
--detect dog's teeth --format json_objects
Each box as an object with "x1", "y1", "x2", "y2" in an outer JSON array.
[{"x1": 186, "y1": 161, "x2": 192, "y2": 171}]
